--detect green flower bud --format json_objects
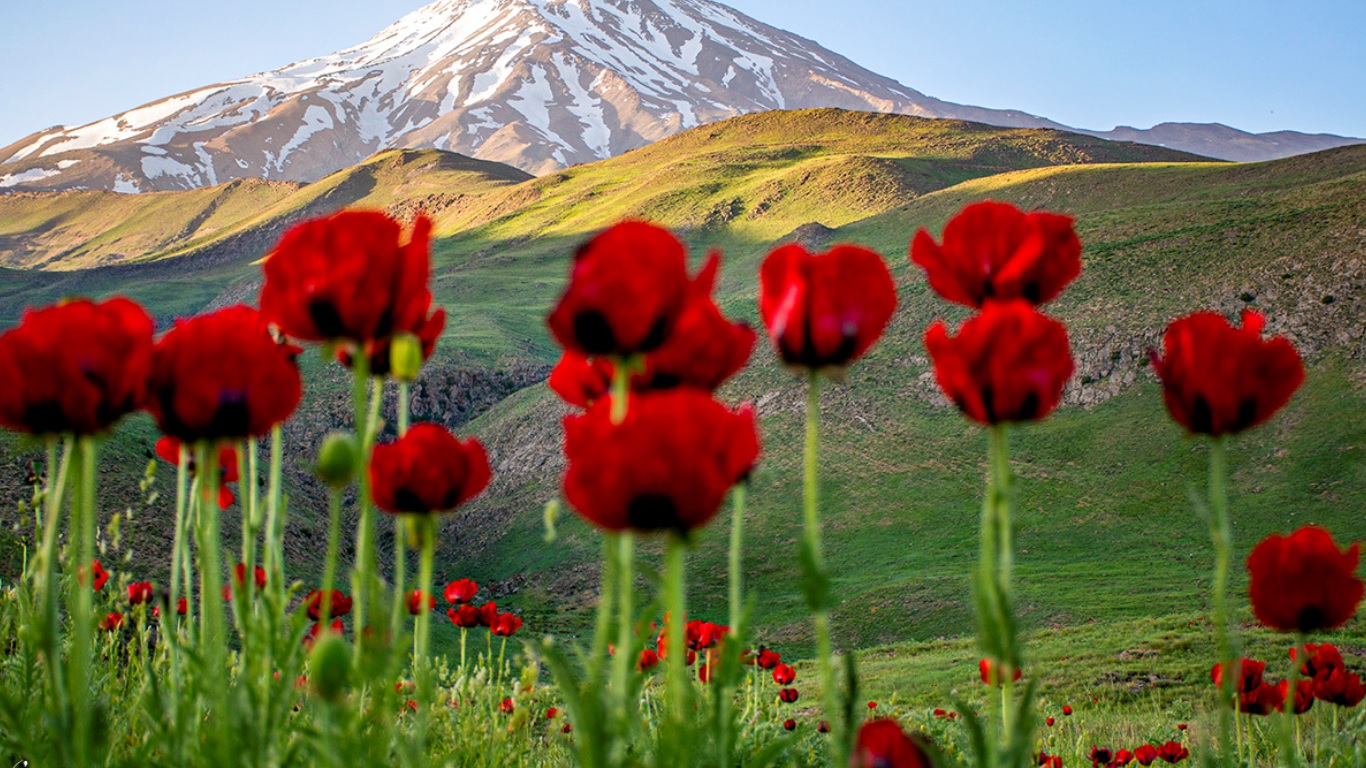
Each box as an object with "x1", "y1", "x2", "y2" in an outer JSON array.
[
  {"x1": 315, "y1": 432, "x2": 360, "y2": 489},
  {"x1": 309, "y1": 632, "x2": 351, "y2": 703},
  {"x1": 389, "y1": 333, "x2": 424, "y2": 382}
]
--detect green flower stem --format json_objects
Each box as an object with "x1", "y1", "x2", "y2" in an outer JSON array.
[
  {"x1": 237, "y1": 440, "x2": 260, "y2": 631},
  {"x1": 984, "y1": 425, "x2": 1019, "y2": 735},
  {"x1": 1281, "y1": 635, "x2": 1306, "y2": 767},
  {"x1": 320, "y1": 488, "x2": 344, "y2": 624},
  {"x1": 612, "y1": 532, "x2": 636, "y2": 732},
  {"x1": 264, "y1": 425, "x2": 284, "y2": 598},
  {"x1": 167, "y1": 443, "x2": 191, "y2": 678},
  {"x1": 181, "y1": 475, "x2": 200, "y2": 645},
  {"x1": 728, "y1": 483, "x2": 747, "y2": 633},
  {"x1": 591, "y1": 535, "x2": 618, "y2": 686},
  {"x1": 802, "y1": 372, "x2": 841, "y2": 765},
  {"x1": 350, "y1": 353, "x2": 376, "y2": 660},
  {"x1": 664, "y1": 534, "x2": 689, "y2": 729},
  {"x1": 38, "y1": 436, "x2": 72, "y2": 738},
  {"x1": 69, "y1": 436, "x2": 98, "y2": 766},
  {"x1": 398, "y1": 381, "x2": 410, "y2": 436},
  {"x1": 413, "y1": 516, "x2": 437, "y2": 741},
  {"x1": 1208, "y1": 436, "x2": 1237, "y2": 768},
  {"x1": 195, "y1": 443, "x2": 227, "y2": 685}
]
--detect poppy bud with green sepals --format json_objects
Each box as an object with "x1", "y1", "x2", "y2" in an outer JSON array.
[{"x1": 316, "y1": 432, "x2": 360, "y2": 489}]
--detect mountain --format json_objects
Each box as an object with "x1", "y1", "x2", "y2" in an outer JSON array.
[{"x1": 1, "y1": 0, "x2": 1359, "y2": 195}]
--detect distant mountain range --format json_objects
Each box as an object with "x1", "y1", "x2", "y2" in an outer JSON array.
[{"x1": 0, "y1": 0, "x2": 1360, "y2": 193}]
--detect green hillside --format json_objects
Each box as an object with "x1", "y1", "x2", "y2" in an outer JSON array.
[{"x1": 0, "y1": 110, "x2": 1362, "y2": 672}]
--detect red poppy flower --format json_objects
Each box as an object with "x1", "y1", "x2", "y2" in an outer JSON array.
[
  {"x1": 1038, "y1": 753, "x2": 1063, "y2": 768},
  {"x1": 447, "y1": 605, "x2": 480, "y2": 628},
  {"x1": 546, "y1": 221, "x2": 694, "y2": 357},
  {"x1": 636, "y1": 252, "x2": 754, "y2": 391},
  {"x1": 778, "y1": 688, "x2": 799, "y2": 703},
  {"x1": 145, "y1": 305, "x2": 302, "y2": 441},
  {"x1": 1113, "y1": 749, "x2": 1135, "y2": 766},
  {"x1": 1150, "y1": 310, "x2": 1303, "y2": 436},
  {"x1": 477, "y1": 601, "x2": 499, "y2": 628},
  {"x1": 405, "y1": 591, "x2": 434, "y2": 616},
  {"x1": 783, "y1": 718, "x2": 796, "y2": 731},
  {"x1": 1176, "y1": 724, "x2": 1186, "y2": 731},
  {"x1": 637, "y1": 649, "x2": 660, "y2": 672},
  {"x1": 99, "y1": 612, "x2": 125, "y2": 632},
  {"x1": 1089, "y1": 747, "x2": 1113, "y2": 767},
  {"x1": 549, "y1": 351, "x2": 615, "y2": 409},
  {"x1": 685, "y1": 620, "x2": 728, "y2": 650},
  {"x1": 156, "y1": 436, "x2": 240, "y2": 509},
  {"x1": 1210, "y1": 657, "x2": 1267, "y2": 695},
  {"x1": 176, "y1": 598, "x2": 187, "y2": 616},
  {"x1": 304, "y1": 590, "x2": 353, "y2": 620},
  {"x1": 1247, "y1": 526, "x2": 1363, "y2": 633},
  {"x1": 499, "y1": 698, "x2": 514, "y2": 714},
  {"x1": 0, "y1": 297, "x2": 154, "y2": 436},
  {"x1": 1292, "y1": 643, "x2": 1345, "y2": 681},
  {"x1": 756, "y1": 648, "x2": 781, "y2": 670},
  {"x1": 336, "y1": 307, "x2": 446, "y2": 378},
  {"x1": 235, "y1": 563, "x2": 267, "y2": 589},
  {"x1": 561, "y1": 722, "x2": 573, "y2": 734},
  {"x1": 910, "y1": 200, "x2": 1081, "y2": 308},
  {"x1": 1154, "y1": 742, "x2": 1188, "y2": 764},
  {"x1": 127, "y1": 582, "x2": 154, "y2": 605},
  {"x1": 303, "y1": 619, "x2": 344, "y2": 650},
  {"x1": 563, "y1": 391, "x2": 759, "y2": 532},
  {"x1": 444, "y1": 578, "x2": 478, "y2": 605},
  {"x1": 1315, "y1": 668, "x2": 1366, "y2": 707},
  {"x1": 491, "y1": 613, "x2": 522, "y2": 637},
  {"x1": 979, "y1": 658, "x2": 1023, "y2": 686},
  {"x1": 369, "y1": 423, "x2": 491, "y2": 515},
  {"x1": 926, "y1": 300, "x2": 1073, "y2": 425},
  {"x1": 1239, "y1": 682, "x2": 1282, "y2": 716},
  {"x1": 261, "y1": 211, "x2": 436, "y2": 345},
  {"x1": 1062, "y1": 705, "x2": 1073, "y2": 716},
  {"x1": 1045, "y1": 716, "x2": 1055, "y2": 727},
  {"x1": 1133, "y1": 745, "x2": 1158, "y2": 766},
  {"x1": 545, "y1": 707, "x2": 558, "y2": 719},
  {"x1": 817, "y1": 720, "x2": 831, "y2": 733},
  {"x1": 850, "y1": 719, "x2": 932, "y2": 768},
  {"x1": 83, "y1": 559, "x2": 109, "y2": 591},
  {"x1": 773, "y1": 664, "x2": 796, "y2": 686},
  {"x1": 758, "y1": 242, "x2": 897, "y2": 371},
  {"x1": 1277, "y1": 679, "x2": 1315, "y2": 714}
]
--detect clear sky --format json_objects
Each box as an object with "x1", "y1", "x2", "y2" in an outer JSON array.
[{"x1": 0, "y1": 0, "x2": 1362, "y2": 149}]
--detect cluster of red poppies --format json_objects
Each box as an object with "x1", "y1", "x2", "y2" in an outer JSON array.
[
  {"x1": 1074, "y1": 741, "x2": 1189, "y2": 767},
  {"x1": 1212, "y1": 644, "x2": 1364, "y2": 716},
  {"x1": 442, "y1": 578, "x2": 522, "y2": 636},
  {"x1": 88, "y1": 562, "x2": 191, "y2": 632}
]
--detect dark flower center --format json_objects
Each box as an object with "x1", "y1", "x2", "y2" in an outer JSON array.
[{"x1": 627, "y1": 494, "x2": 683, "y2": 532}]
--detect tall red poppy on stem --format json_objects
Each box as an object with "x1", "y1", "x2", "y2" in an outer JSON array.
[
  {"x1": 1150, "y1": 310, "x2": 1303, "y2": 436},
  {"x1": 925, "y1": 300, "x2": 1073, "y2": 424},
  {"x1": 260, "y1": 211, "x2": 438, "y2": 346},
  {"x1": 369, "y1": 423, "x2": 491, "y2": 515},
  {"x1": 910, "y1": 200, "x2": 1081, "y2": 308},
  {"x1": 0, "y1": 297, "x2": 154, "y2": 436},
  {"x1": 1209, "y1": 657, "x2": 1266, "y2": 694},
  {"x1": 637, "y1": 252, "x2": 755, "y2": 391},
  {"x1": 850, "y1": 719, "x2": 933, "y2": 768},
  {"x1": 758, "y1": 243, "x2": 897, "y2": 371},
  {"x1": 156, "y1": 436, "x2": 240, "y2": 509},
  {"x1": 444, "y1": 578, "x2": 478, "y2": 605},
  {"x1": 546, "y1": 221, "x2": 691, "y2": 357},
  {"x1": 145, "y1": 305, "x2": 302, "y2": 441},
  {"x1": 562, "y1": 390, "x2": 759, "y2": 533},
  {"x1": 304, "y1": 589, "x2": 353, "y2": 620},
  {"x1": 1247, "y1": 526, "x2": 1362, "y2": 633}
]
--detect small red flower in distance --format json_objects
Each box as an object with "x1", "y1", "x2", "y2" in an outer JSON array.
[
  {"x1": 778, "y1": 688, "x2": 799, "y2": 703},
  {"x1": 499, "y1": 698, "x2": 514, "y2": 714},
  {"x1": 176, "y1": 598, "x2": 187, "y2": 616},
  {"x1": 756, "y1": 648, "x2": 781, "y2": 670},
  {"x1": 83, "y1": 559, "x2": 109, "y2": 591},
  {"x1": 545, "y1": 707, "x2": 558, "y2": 719},
  {"x1": 637, "y1": 649, "x2": 660, "y2": 672},
  {"x1": 1089, "y1": 747, "x2": 1113, "y2": 767},
  {"x1": 478, "y1": 602, "x2": 499, "y2": 628},
  {"x1": 1210, "y1": 657, "x2": 1267, "y2": 695},
  {"x1": 910, "y1": 200, "x2": 1081, "y2": 308},
  {"x1": 1155, "y1": 741, "x2": 1189, "y2": 764},
  {"x1": 370, "y1": 423, "x2": 491, "y2": 515},
  {"x1": 447, "y1": 605, "x2": 480, "y2": 628},
  {"x1": 0, "y1": 297, "x2": 154, "y2": 436},
  {"x1": 867, "y1": 701, "x2": 877, "y2": 709},
  {"x1": 491, "y1": 613, "x2": 523, "y2": 637},
  {"x1": 261, "y1": 211, "x2": 436, "y2": 345},
  {"x1": 817, "y1": 720, "x2": 831, "y2": 733},
  {"x1": 926, "y1": 300, "x2": 1073, "y2": 425},
  {"x1": 636, "y1": 252, "x2": 754, "y2": 392},
  {"x1": 851, "y1": 719, "x2": 932, "y2": 768},
  {"x1": 1150, "y1": 310, "x2": 1303, "y2": 436},
  {"x1": 234, "y1": 563, "x2": 267, "y2": 589},
  {"x1": 772, "y1": 664, "x2": 796, "y2": 686},
  {"x1": 1062, "y1": 705, "x2": 1073, "y2": 716},
  {"x1": 1277, "y1": 679, "x2": 1315, "y2": 715},
  {"x1": 758, "y1": 242, "x2": 897, "y2": 371},
  {"x1": 1037, "y1": 753, "x2": 1063, "y2": 768},
  {"x1": 156, "y1": 437, "x2": 240, "y2": 509},
  {"x1": 1113, "y1": 749, "x2": 1134, "y2": 766},
  {"x1": 1045, "y1": 717, "x2": 1055, "y2": 727},
  {"x1": 127, "y1": 582, "x2": 154, "y2": 605},
  {"x1": 405, "y1": 591, "x2": 434, "y2": 616},
  {"x1": 145, "y1": 305, "x2": 302, "y2": 441},
  {"x1": 1247, "y1": 526, "x2": 1363, "y2": 633},
  {"x1": 444, "y1": 578, "x2": 478, "y2": 605},
  {"x1": 304, "y1": 589, "x2": 352, "y2": 620},
  {"x1": 303, "y1": 620, "x2": 344, "y2": 650},
  {"x1": 546, "y1": 221, "x2": 692, "y2": 357},
  {"x1": 561, "y1": 722, "x2": 573, "y2": 734},
  {"x1": 1133, "y1": 745, "x2": 1158, "y2": 766},
  {"x1": 562, "y1": 391, "x2": 759, "y2": 532},
  {"x1": 548, "y1": 351, "x2": 614, "y2": 409},
  {"x1": 783, "y1": 719, "x2": 796, "y2": 731},
  {"x1": 979, "y1": 658, "x2": 1024, "y2": 686},
  {"x1": 99, "y1": 612, "x2": 125, "y2": 632}
]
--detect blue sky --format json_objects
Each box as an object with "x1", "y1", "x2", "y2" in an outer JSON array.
[{"x1": 0, "y1": 0, "x2": 1362, "y2": 148}]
